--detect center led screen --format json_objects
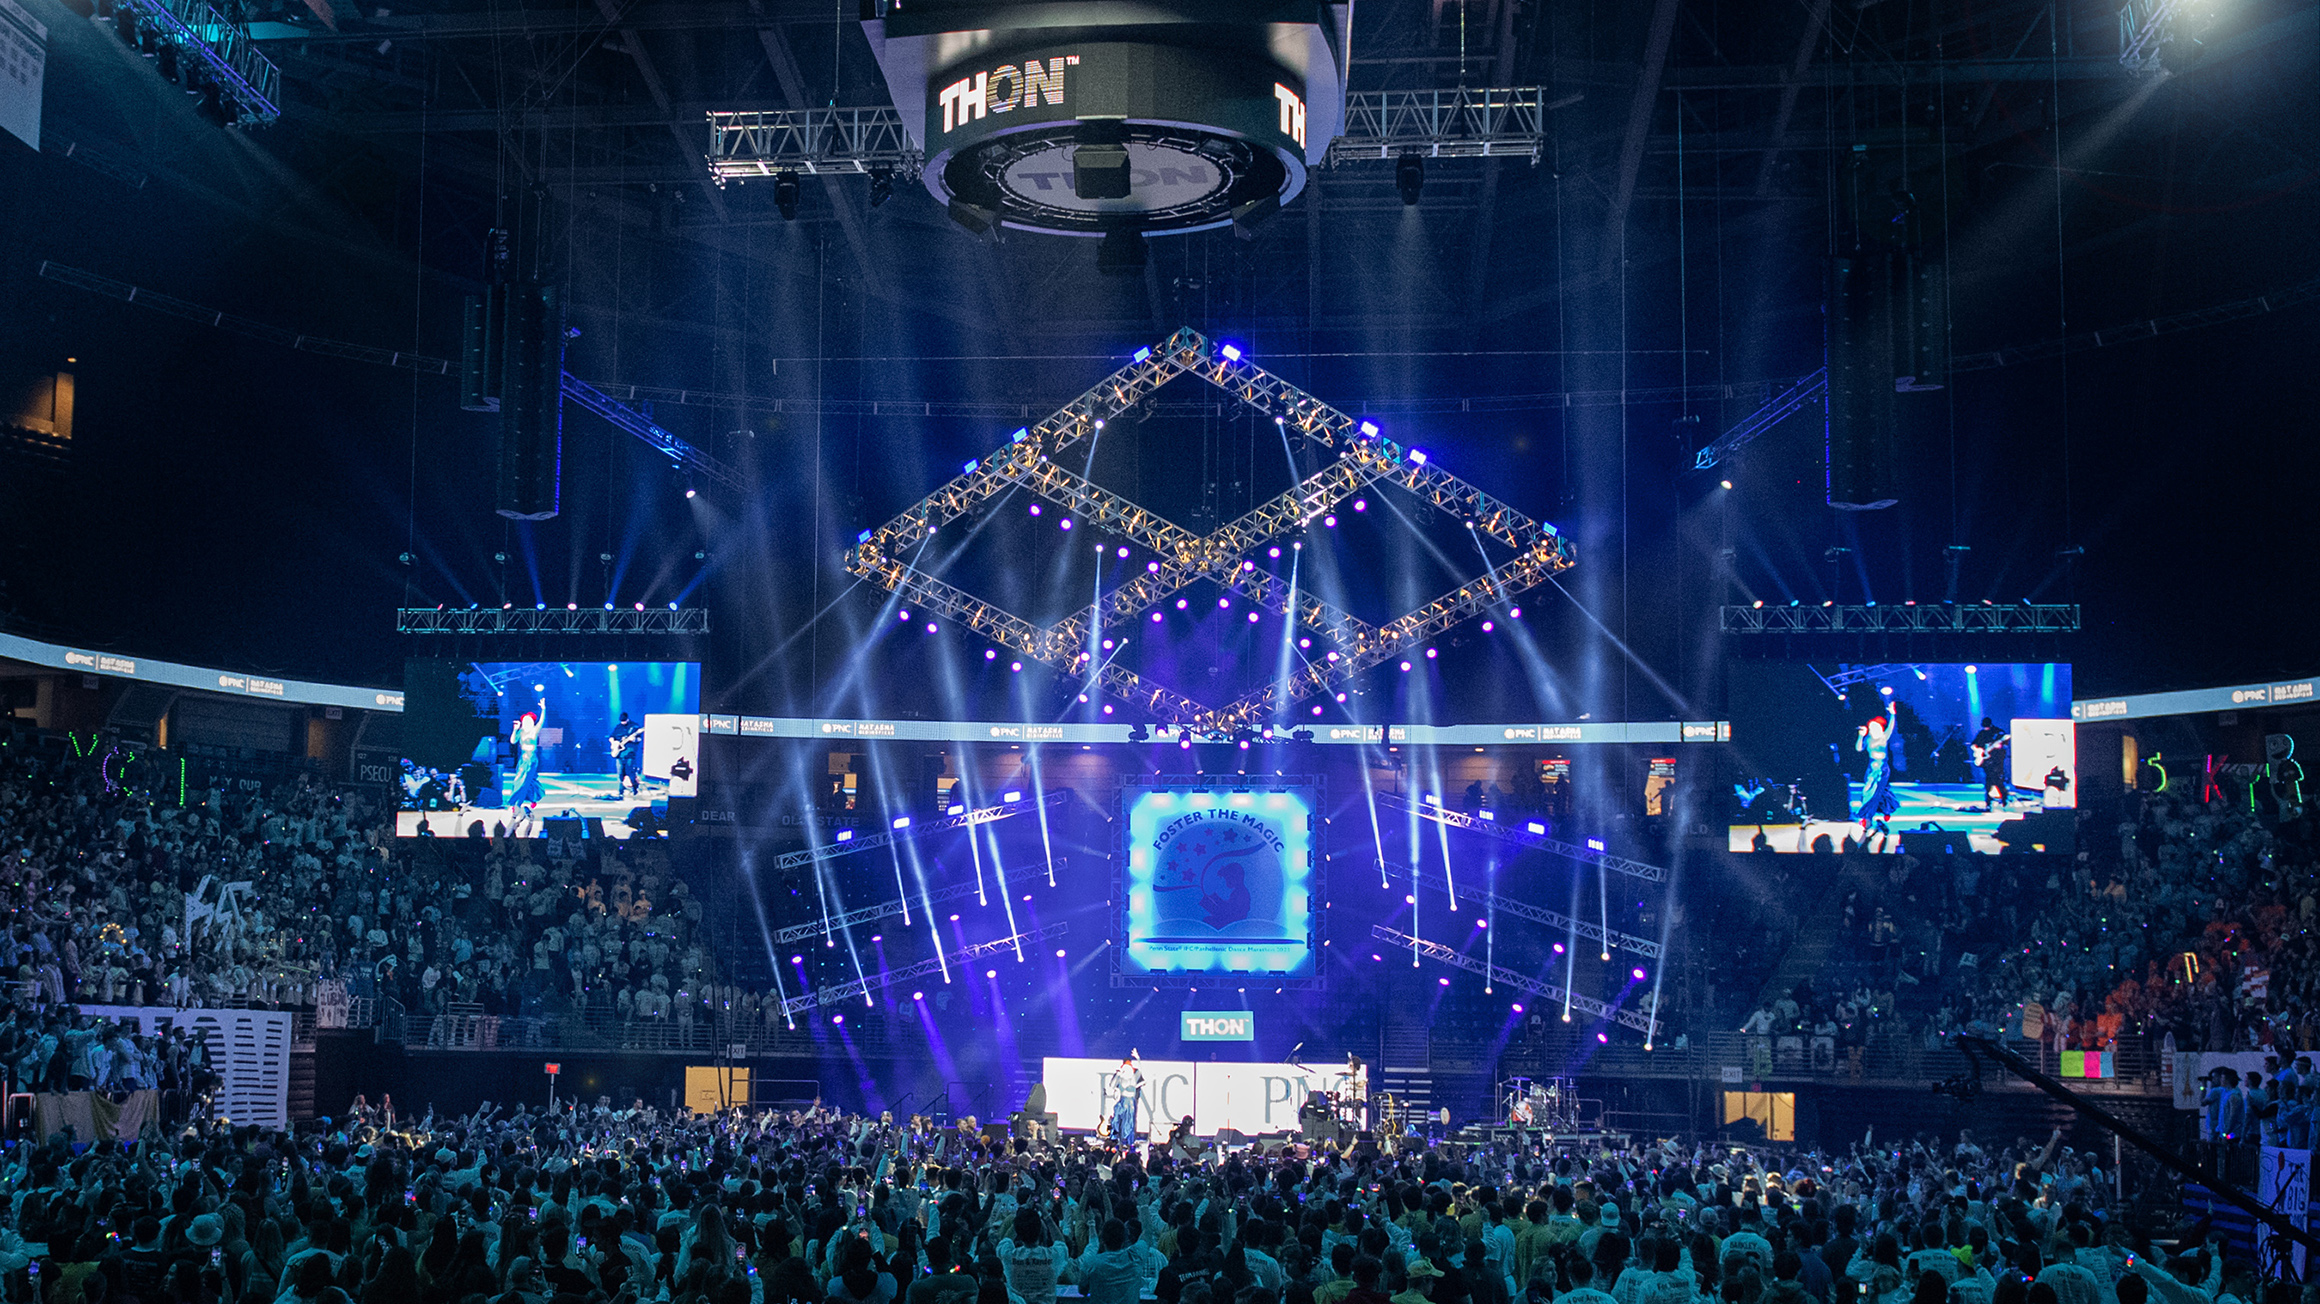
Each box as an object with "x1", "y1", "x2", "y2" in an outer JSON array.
[{"x1": 1120, "y1": 786, "x2": 1316, "y2": 977}]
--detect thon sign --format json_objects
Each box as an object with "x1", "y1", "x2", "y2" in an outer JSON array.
[{"x1": 1181, "y1": 1012, "x2": 1255, "y2": 1042}]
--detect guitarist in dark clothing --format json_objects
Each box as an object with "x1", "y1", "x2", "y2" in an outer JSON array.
[
  {"x1": 1971, "y1": 719, "x2": 2011, "y2": 811},
  {"x1": 612, "y1": 712, "x2": 645, "y2": 796}
]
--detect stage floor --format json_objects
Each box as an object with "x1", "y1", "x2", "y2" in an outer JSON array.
[
  {"x1": 397, "y1": 772, "x2": 667, "y2": 839},
  {"x1": 1727, "y1": 782, "x2": 2070, "y2": 854}
]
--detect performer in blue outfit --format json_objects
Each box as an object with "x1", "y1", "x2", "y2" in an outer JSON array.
[
  {"x1": 510, "y1": 696, "x2": 547, "y2": 824},
  {"x1": 1855, "y1": 713, "x2": 1900, "y2": 840},
  {"x1": 1108, "y1": 1051, "x2": 1143, "y2": 1150}
]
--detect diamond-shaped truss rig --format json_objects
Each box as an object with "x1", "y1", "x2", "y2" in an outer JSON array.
[{"x1": 844, "y1": 329, "x2": 1574, "y2": 737}]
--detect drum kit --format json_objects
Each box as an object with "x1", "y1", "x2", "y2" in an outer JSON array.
[{"x1": 1501, "y1": 1076, "x2": 1578, "y2": 1131}]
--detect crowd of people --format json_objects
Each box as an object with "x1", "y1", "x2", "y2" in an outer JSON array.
[
  {"x1": 0, "y1": 1086, "x2": 2254, "y2": 1304},
  {"x1": 1718, "y1": 784, "x2": 2320, "y2": 1070},
  {"x1": 0, "y1": 724, "x2": 743, "y2": 1039}
]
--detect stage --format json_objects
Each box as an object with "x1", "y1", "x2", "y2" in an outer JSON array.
[
  {"x1": 1726, "y1": 780, "x2": 2071, "y2": 854},
  {"x1": 395, "y1": 771, "x2": 669, "y2": 839}
]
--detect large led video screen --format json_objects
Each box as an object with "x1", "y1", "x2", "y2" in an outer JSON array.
[
  {"x1": 1120, "y1": 786, "x2": 1317, "y2": 977},
  {"x1": 1727, "y1": 662, "x2": 2075, "y2": 855},
  {"x1": 395, "y1": 660, "x2": 700, "y2": 839}
]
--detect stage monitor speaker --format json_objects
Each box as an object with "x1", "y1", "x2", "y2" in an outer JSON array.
[
  {"x1": 540, "y1": 816, "x2": 585, "y2": 842},
  {"x1": 1898, "y1": 828, "x2": 1968, "y2": 856},
  {"x1": 1827, "y1": 252, "x2": 1900, "y2": 511},
  {"x1": 497, "y1": 283, "x2": 564, "y2": 521},
  {"x1": 1996, "y1": 809, "x2": 2075, "y2": 852}
]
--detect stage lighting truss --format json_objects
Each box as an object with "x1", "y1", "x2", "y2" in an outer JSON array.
[
  {"x1": 1372, "y1": 926, "x2": 1657, "y2": 1036},
  {"x1": 1719, "y1": 602, "x2": 2082, "y2": 634},
  {"x1": 778, "y1": 922, "x2": 1065, "y2": 1019},
  {"x1": 705, "y1": 88, "x2": 1564, "y2": 184},
  {"x1": 1691, "y1": 369, "x2": 1826, "y2": 471},
  {"x1": 117, "y1": 0, "x2": 283, "y2": 124},
  {"x1": 771, "y1": 878, "x2": 988, "y2": 947},
  {"x1": 1381, "y1": 862, "x2": 1662, "y2": 961},
  {"x1": 845, "y1": 328, "x2": 1574, "y2": 736},
  {"x1": 768, "y1": 789, "x2": 1068, "y2": 874},
  {"x1": 395, "y1": 607, "x2": 711, "y2": 635},
  {"x1": 563, "y1": 375, "x2": 745, "y2": 490},
  {"x1": 1375, "y1": 792, "x2": 1668, "y2": 884}
]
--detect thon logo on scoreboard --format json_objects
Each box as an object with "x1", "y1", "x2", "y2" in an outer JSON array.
[{"x1": 865, "y1": 2, "x2": 1348, "y2": 238}]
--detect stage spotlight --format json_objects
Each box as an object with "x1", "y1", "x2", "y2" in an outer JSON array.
[
  {"x1": 1060, "y1": 518, "x2": 1073, "y2": 531},
  {"x1": 1151, "y1": 612, "x2": 1162, "y2": 623},
  {"x1": 1482, "y1": 621, "x2": 1494, "y2": 632},
  {"x1": 1055, "y1": 948, "x2": 1067, "y2": 958},
  {"x1": 1010, "y1": 661, "x2": 1022, "y2": 672},
  {"x1": 1721, "y1": 479, "x2": 1733, "y2": 490},
  {"x1": 1395, "y1": 152, "x2": 1425, "y2": 205},
  {"x1": 1437, "y1": 977, "x2": 1449, "y2": 986},
  {"x1": 912, "y1": 991, "x2": 924, "y2": 1001},
  {"x1": 832, "y1": 1014, "x2": 843, "y2": 1025},
  {"x1": 1268, "y1": 547, "x2": 1280, "y2": 558},
  {"x1": 1323, "y1": 514, "x2": 1337, "y2": 528},
  {"x1": 774, "y1": 172, "x2": 801, "y2": 221},
  {"x1": 1246, "y1": 612, "x2": 1259, "y2": 624},
  {"x1": 898, "y1": 610, "x2": 911, "y2": 621},
  {"x1": 1633, "y1": 967, "x2": 1648, "y2": 980},
  {"x1": 1399, "y1": 661, "x2": 1412, "y2": 672},
  {"x1": 1096, "y1": 227, "x2": 1147, "y2": 277},
  {"x1": 685, "y1": 487, "x2": 697, "y2": 499},
  {"x1": 1425, "y1": 648, "x2": 1437, "y2": 659},
  {"x1": 867, "y1": 166, "x2": 895, "y2": 207},
  {"x1": 1029, "y1": 503, "x2": 1042, "y2": 516},
  {"x1": 1353, "y1": 499, "x2": 1367, "y2": 512},
  {"x1": 1509, "y1": 607, "x2": 1521, "y2": 618}
]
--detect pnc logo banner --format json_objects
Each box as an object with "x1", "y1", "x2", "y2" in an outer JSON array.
[{"x1": 1180, "y1": 1012, "x2": 1255, "y2": 1042}]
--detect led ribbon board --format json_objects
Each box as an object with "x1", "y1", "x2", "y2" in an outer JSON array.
[{"x1": 1122, "y1": 787, "x2": 1315, "y2": 977}]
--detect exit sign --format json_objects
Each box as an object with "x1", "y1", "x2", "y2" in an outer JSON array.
[{"x1": 1180, "y1": 1012, "x2": 1255, "y2": 1042}]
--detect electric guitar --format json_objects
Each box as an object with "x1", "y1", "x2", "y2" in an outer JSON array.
[
  {"x1": 1971, "y1": 733, "x2": 2011, "y2": 767},
  {"x1": 609, "y1": 726, "x2": 645, "y2": 757}
]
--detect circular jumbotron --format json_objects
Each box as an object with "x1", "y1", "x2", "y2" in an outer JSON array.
[{"x1": 941, "y1": 123, "x2": 1297, "y2": 237}]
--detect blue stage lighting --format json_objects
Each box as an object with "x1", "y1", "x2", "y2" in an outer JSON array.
[
  {"x1": 1407, "y1": 449, "x2": 1427, "y2": 465},
  {"x1": 1220, "y1": 344, "x2": 1242, "y2": 361},
  {"x1": 963, "y1": 459, "x2": 980, "y2": 474},
  {"x1": 1003, "y1": 791, "x2": 1022, "y2": 802},
  {"x1": 1359, "y1": 421, "x2": 1378, "y2": 436},
  {"x1": 1586, "y1": 839, "x2": 1605, "y2": 851},
  {"x1": 892, "y1": 816, "x2": 911, "y2": 829},
  {"x1": 857, "y1": 529, "x2": 873, "y2": 544},
  {"x1": 1012, "y1": 428, "x2": 1029, "y2": 442},
  {"x1": 1133, "y1": 347, "x2": 1151, "y2": 363},
  {"x1": 836, "y1": 830, "x2": 854, "y2": 843}
]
